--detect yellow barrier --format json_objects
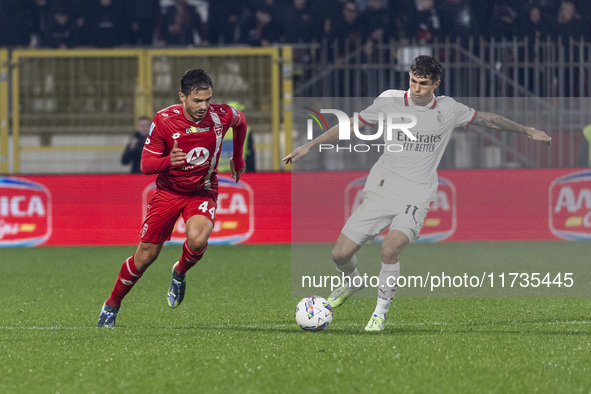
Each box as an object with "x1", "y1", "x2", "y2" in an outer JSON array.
[
  {"x1": 281, "y1": 46, "x2": 293, "y2": 170},
  {"x1": 144, "y1": 47, "x2": 281, "y2": 170},
  {"x1": 7, "y1": 47, "x2": 288, "y2": 173},
  {"x1": 0, "y1": 48, "x2": 8, "y2": 173}
]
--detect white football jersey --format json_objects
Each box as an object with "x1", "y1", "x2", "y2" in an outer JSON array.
[{"x1": 358, "y1": 89, "x2": 476, "y2": 187}]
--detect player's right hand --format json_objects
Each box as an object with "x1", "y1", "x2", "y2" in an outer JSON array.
[
  {"x1": 170, "y1": 140, "x2": 186, "y2": 167},
  {"x1": 283, "y1": 145, "x2": 311, "y2": 164}
]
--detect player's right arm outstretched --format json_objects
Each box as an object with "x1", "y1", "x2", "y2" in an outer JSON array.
[{"x1": 283, "y1": 117, "x2": 355, "y2": 164}]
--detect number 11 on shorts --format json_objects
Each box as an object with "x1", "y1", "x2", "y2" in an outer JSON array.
[{"x1": 405, "y1": 204, "x2": 418, "y2": 217}]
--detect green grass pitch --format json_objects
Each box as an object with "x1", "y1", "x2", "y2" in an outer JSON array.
[{"x1": 1, "y1": 242, "x2": 590, "y2": 393}]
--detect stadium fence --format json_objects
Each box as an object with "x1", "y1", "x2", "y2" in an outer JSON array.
[
  {"x1": 0, "y1": 38, "x2": 590, "y2": 174},
  {"x1": 0, "y1": 47, "x2": 286, "y2": 173}
]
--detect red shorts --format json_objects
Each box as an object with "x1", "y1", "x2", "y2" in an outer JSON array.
[{"x1": 140, "y1": 188, "x2": 217, "y2": 244}]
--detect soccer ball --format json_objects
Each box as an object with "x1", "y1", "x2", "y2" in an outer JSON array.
[{"x1": 295, "y1": 296, "x2": 333, "y2": 331}]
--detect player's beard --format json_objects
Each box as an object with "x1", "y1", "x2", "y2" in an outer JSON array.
[{"x1": 190, "y1": 109, "x2": 207, "y2": 122}]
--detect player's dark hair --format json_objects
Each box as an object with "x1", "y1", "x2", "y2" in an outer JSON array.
[
  {"x1": 410, "y1": 56, "x2": 442, "y2": 82},
  {"x1": 180, "y1": 69, "x2": 213, "y2": 95}
]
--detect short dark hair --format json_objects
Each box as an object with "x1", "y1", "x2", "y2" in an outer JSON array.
[
  {"x1": 410, "y1": 56, "x2": 442, "y2": 82},
  {"x1": 180, "y1": 69, "x2": 213, "y2": 95}
]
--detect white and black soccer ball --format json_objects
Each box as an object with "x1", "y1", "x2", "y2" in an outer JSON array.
[{"x1": 295, "y1": 295, "x2": 333, "y2": 331}]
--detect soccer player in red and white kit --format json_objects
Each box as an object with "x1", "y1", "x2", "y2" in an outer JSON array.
[{"x1": 98, "y1": 69, "x2": 248, "y2": 327}]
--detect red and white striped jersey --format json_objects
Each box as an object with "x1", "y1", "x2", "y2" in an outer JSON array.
[{"x1": 142, "y1": 103, "x2": 245, "y2": 195}]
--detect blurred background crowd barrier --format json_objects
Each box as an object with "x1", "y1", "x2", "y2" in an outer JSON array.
[
  {"x1": 0, "y1": 47, "x2": 282, "y2": 173},
  {"x1": 1, "y1": 37, "x2": 590, "y2": 174}
]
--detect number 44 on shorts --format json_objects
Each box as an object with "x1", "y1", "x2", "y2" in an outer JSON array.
[{"x1": 198, "y1": 201, "x2": 216, "y2": 220}]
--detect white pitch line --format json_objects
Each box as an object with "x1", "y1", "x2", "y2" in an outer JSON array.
[
  {"x1": 0, "y1": 326, "x2": 93, "y2": 330},
  {"x1": 1, "y1": 321, "x2": 590, "y2": 331}
]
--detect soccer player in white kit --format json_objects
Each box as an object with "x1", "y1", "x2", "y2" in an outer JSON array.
[{"x1": 284, "y1": 56, "x2": 552, "y2": 331}]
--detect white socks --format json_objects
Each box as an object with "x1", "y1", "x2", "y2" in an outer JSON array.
[
  {"x1": 373, "y1": 262, "x2": 400, "y2": 319},
  {"x1": 335, "y1": 255, "x2": 361, "y2": 288},
  {"x1": 334, "y1": 257, "x2": 401, "y2": 318}
]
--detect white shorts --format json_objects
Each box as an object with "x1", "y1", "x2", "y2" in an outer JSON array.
[{"x1": 342, "y1": 171, "x2": 436, "y2": 245}]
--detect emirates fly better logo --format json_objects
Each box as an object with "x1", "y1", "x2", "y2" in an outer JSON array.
[{"x1": 0, "y1": 177, "x2": 52, "y2": 247}]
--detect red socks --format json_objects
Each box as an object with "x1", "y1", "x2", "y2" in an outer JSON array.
[
  {"x1": 174, "y1": 240, "x2": 207, "y2": 276},
  {"x1": 106, "y1": 254, "x2": 143, "y2": 308},
  {"x1": 105, "y1": 242, "x2": 206, "y2": 308}
]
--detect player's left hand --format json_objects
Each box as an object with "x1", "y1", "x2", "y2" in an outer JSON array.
[
  {"x1": 230, "y1": 158, "x2": 245, "y2": 183},
  {"x1": 170, "y1": 140, "x2": 186, "y2": 166},
  {"x1": 526, "y1": 128, "x2": 552, "y2": 146}
]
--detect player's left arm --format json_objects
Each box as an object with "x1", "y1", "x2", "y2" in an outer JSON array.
[
  {"x1": 472, "y1": 111, "x2": 552, "y2": 146},
  {"x1": 229, "y1": 108, "x2": 247, "y2": 182}
]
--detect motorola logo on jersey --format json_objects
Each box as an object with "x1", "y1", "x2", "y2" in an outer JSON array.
[
  {"x1": 549, "y1": 170, "x2": 591, "y2": 240},
  {"x1": 186, "y1": 147, "x2": 210, "y2": 165},
  {"x1": 344, "y1": 175, "x2": 456, "y2": 242},
  {"x1": 142, "y1": 175, "x2": 254, "y2": 245},
  {"x1": 0, "y1": 177, "x2": 52, "y2": 247}
]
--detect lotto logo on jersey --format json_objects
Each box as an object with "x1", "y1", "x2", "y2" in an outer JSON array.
[
  {"x1": 0, "y1": 177, "x2": 52, "y2": 247},
  {"x1": 344, "y1": 175, "x2": 456, "y2": 242},
  {"x1": 549, "y1": 170, "x2": 591, "y2": 240},
  {"x1": 142, "y1": 176, "x2": 254, "y2": 244}
]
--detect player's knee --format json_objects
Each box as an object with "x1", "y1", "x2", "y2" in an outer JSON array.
[
  {"x1": 135, "y1": 247, "x2": 160, "y2": 271},
  {"x1": 186, "y1": 231, "x2": 208, "y2": 251},
  {"x1": 185, "y1": 217, "x2": 213, "y2": 251},
  {"x1": 381, "y1": 244, "x2": 402, "y2": 264},
  {"x1": 331, "y1": 248, "x2": 351, "y2": 265}
]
